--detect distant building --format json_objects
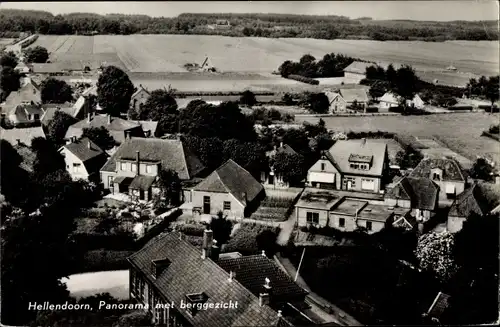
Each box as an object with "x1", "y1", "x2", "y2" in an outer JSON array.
[
  {"x1": 7, "y1": 104, "x2": 44, "y2": 126},
  {"x1": 59, "y1": 137, "x2": 107, "y2": 183},
  {"x1": 261, "y1": 142, "x2": 298, "y2": 189},
  {"x1": 14, "y1": 62, "x2": 31, "y2": 74},
  {"x1": 343, "y1": 61, "x2": 374, "y2": 84},
  {"x1": 130, "y1": 85, "x2": 151, "y2": 112},
  {"x1": 2, "y1": 81, "x2": 42, "y2": 115},
  {"x1": 0, "y1": 125, "x2": 46, "y2": 147},
  {"x1": 379, "y1": 92, "x2": 425, "y2": 110},
  {"x1": 325, "y1": 88, "x2": 369, "y2": 113}
]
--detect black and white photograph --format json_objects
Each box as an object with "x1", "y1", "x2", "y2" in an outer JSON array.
[{"x1": 0, "y1": 1, "x2": 499, "y2": 326}]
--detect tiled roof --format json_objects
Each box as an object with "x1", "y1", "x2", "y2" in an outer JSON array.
[
  {"x1": 192, "y1": 159, "x2": 264, "y2": 205},
  {"x1": 266, "y1": 143, "x2": 297, "y2": 157},
  {"x1": 327, "y1": 139, "x2": 387, "y2": 177},
  {"x1": 130, "y1": 120, "x2": 158, "y2": 135},
  {"x1": 4, "y1": 82, "x2": 41, "y2": 109},
  {"x1": 410, "y1": 158, "x2": 466, "y2": 182},
  {"x1": 343, "y1": 61, "x2": 373, "y2": 74},
  {"x1": 128, "y1": 232, "x2": 283, "y2": 327},
  {"x1": 427, "y1": 292, "x2": 451, "y2": 318},
  {"x1": 62, "y1": 137, "x2": 107, "y2": 174},
  {"x1": 10, "y1": 104, "x2": 44, "y2": 122},
  {"x1": 65, "y1": 115, "x2": 144, "y2": 144},
  {"x1": 131, "y1": 86, "x2": 150, "y2": 99},
  {"x1": 217, "y1": 255, "x2": 308, "y2": 301},
  {"x1": 100, "y1": 137, "x2": 205, "y2": 180},
  {"x1": 41, "y1": 105, "x2": 77, "y2": 125},
  {"x1": 13, "y1": 144, "x2": 36, "y2": 173},
  {"x1": 448, "y1": 184, "x2": 490, "y2": 218},
  {"x1": 129, "y1": 175, "x2": 156, "y2": 190},
  {"x1": 386, "y1": 177, "x2": 439, "y2": 211},
  {"x1": 339, "y1": 88, "x2": 369, "y2": 103},
  {"x1": 0, "y1": 126, "x2": 45, "y2": 147}
]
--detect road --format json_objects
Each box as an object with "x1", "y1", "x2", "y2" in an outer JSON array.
[{"x1": 276, "y1": 254, "x2": 363, "y2": 326}]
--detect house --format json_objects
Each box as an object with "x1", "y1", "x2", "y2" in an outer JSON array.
[
  {"x1": 127, "y1": 231, "x2": 291, "y2": 327},
  {"x1": 325, "y1": 89, "x2": 369, "y2": 113},
  {"x1": 130, "y1": 120, "x2": 159, "y2": 138},
  {"x1": 294, "y1": 187, "x2": 407, "y2": 233},
  {"x1": 6, "y1": 104, "x2": 44, "y2": 126},
  {"x1": 59, "y1": 137, "x2": 108, "y2": 183},
  {"x1": 379, "y1": 92, "x2": 425, "y2": 110},
  {"x1": 409, "y1": 158, "x2": 466, "y2": 205},
  {"x1": 261, "y1": 142, "x2": 297, "y2": 188},
  {"x1": 447, "y1": 183, "x2": 491, "y2": 233},
  {"x1": 306, "y1": 138, "x2": 389, "y2": 194},
  {"x1": 130, "y1": 85, "x2": 151, "y2": 111},
  {"x1": 191, "y1": 159, "x2": 265, "y2": 218},
  {"x1": 41, "y1": 103, "x2": 77, "y2": 125},
  {"x1": 0, "y1": 126, "x2": 46, "y2": 147},
  {"x1": 385, "y1": 176, "x2": 440, "y2": 224},
  {"x1": 100, "y1": 137, "x2": 205, "y2": 202},
  {"x1": 65, "y1": 114, "x2": 145, "y2": 145},
  {"x1": 2, "y1": 81, "x2": 42, "y2": 114},
  {"x1": 14, "y1": 62, "x2": 31, "y2": 74},
  {"x1": 343, "y1": 61, "x2": 374, "y2": 84}
]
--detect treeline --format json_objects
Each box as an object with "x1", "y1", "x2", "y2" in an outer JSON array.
[
  {"x1": 278, "y1": 53, "x2": 366, "y2": 78},
  {"x1": 0, "y1": 9, "x2": 498, "y2": 41}
]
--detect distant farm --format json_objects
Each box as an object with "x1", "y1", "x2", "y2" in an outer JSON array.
[{"x1": 27, "y1": 34, "x2": 499, "y2": 87}]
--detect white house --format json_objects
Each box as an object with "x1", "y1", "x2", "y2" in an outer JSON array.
[
  {"x1": 325, "y1": 88, "x2": 370, "y2": 113},
  {"x1": 59, "y1": 137, "x2": 108, "y2": 182},
  {"x1": 342, "y1": 61, "x2": 374, "y2": 84},
  {"x1": 379, "y1": 92, "x2": 425, "y2": 110}
]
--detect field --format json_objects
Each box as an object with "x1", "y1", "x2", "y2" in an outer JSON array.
[
  {"x1": 296, "y1": 112, "x2": 500, "y2": 164},
  {"x1": 29, "y1": 35, "x2": 499, "y2": 87}
]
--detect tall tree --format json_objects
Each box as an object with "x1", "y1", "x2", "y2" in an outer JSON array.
[
  {"x1": 46, "y1": 111, "x2": 78, "y2": 145},
  {"x1": 392, "y1": 65, "x2": 420, "y2": 112},
  {"x1": 137, "y1": 89, "x2": 178, "y2": 121},
  {"x1": 415, "y1": 231, "x2": 457, "y2": 283},
  {"x1": 0, "y1": 66, "x2": 21, "y2": 94},
  {"x1": 81, "y1": 126, "x2": 116, "y2": 151},
  {"x1": 239, "y1": 90, "x2": 257, "y2": 107},
  {"x1": 222, "y1": 139, "x2": 268, "y2": 177},
  {"x1": 40, "y1": 78, "x2": 73, "y2": 104},
  {"x1": 484, "y1": 76, "x2": 499, "y2": 108},
  {"x1": 24, "y1": 46, "x2": 49, "y2": 63},
  {"x1": 369, "y1": 83, "x2": 387, "y2": 99},
  {"x1": 97, "y1": 65, "x2": 134, "y2": 117},
  {"x1": 272, "y1": 152, "x2": 306, "y2": 185},
  {"x1": 156, "y1": 169, "x2": 182, "y2": 207},
  {"x1": 469, "y1": 157, "x2": 494, "y2": 181},
  {"x1": 306, "y1": 92, "x2": 330, "y2": 114},
  {"x1": 0, "y1": 51, "x2": 18, "y2": 68}
]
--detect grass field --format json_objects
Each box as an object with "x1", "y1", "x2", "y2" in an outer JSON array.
[
  {"x1": 29, "y1": 35, "x2": 498, "y2": 86},
  {"x1": 296, "y1": 112, "x2": 500, "y2": 164}
]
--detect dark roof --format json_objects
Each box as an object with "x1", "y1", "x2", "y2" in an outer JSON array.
[
  {"x1": 41, "y1": 105, "x2": 78, "y2": 125},
  {"x1": 386, "y1": 177, "x2": 439, "y2": 211},
  {"x1": 63, "y1": 137, "x2": 105, "y2": 162},
  {"x1": 448, "y1": 184, "x2": 490, "y2": 218},
  {"x1": 128, "y1": 232, "x2": 283, "y2": 327},
  {"x1": 10, "y1": 104, "x2": 44, "y2": 121},
  {"x1": 427, "y1": 292, "x2": 451, "y2": 318},
  {"x1": 410, "y1": 158, "x2": 466, "y2": 182},
  {"x1": 343, "y1": 61, "x2": 373, "y2": 74},
  {"x1": 266, "y1": 144, "x2": 298, "y2": 157},
  {"x1": 192, "y1": 159, "x2": 264, "y2": 205},
  {"x1": 100, "y1": 137, "x2": 205, "y2": 180},
  {"x1": 217, "y1": 255, "x2": 308, "y2": 301},
  {"x1": 65, "y1": 115, "x2": 144, "y2": 144},
  {"x1": 129, "y1": 175, "x2": 156, "y2": 190},
  {"x1": 0, "y1": 126, "x2": 46, "y2": 146}
]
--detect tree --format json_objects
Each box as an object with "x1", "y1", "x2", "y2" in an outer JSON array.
[
  {"x1": 81, "y1": 126, "x2": 116, "y2": 150},
  {"x1": 306, "y1": 92, "x2": 329, "y2": 114},
  {"x1": 0, "y1": 51, "x2": 18, "y2": 68},
  {"x1": 272, "y1": 152, "x2": 306, "y2": 185},
  {"x1": 469, "y1": 157, "x2": 494, "y2": 181},
  {"x1": 46, "y1": 111, "x2": 78, "y2": 145},
  {"x1": 369, "y1": 83, "x2": 387, "y2": 100},
  {"x1": 385, "y1": 64, "x2": 397, "y2": 86},
  {"x1": 24, "y1": 46, "x2": 49, "y2": 63},
  {"x1": 282, "y1": 128, "x2": 310, "y2": 156},
  {"x1": 0, "y1": 66, "x2": 21, "y2": 94},
  {"x1": 299, "y1": 54, "x2": 316, "y2": 65},
  {"x1": 484, "y1": 76, "x2": 499, "y2": 108},
  {"x1": 256, "y1": 229, "x2": 279, "y2": 257},
  {"x1": 392, "y1": 65, "x2": 420, "y2": 112},
  {"x1": 31, "y1": 137, "x2": 66, "y2": 179},
  {"x1": 156, "y1": 169, "x2": 182, "y2": 208},
  {"x1": 40, "y1": 78, "x2": 73, "y2": 104},
  {"x1": 395, "y1": 146, "x2": 424, "y2": 169},
  {"x1": 182, "y1": 135, "x2": 224, "y2": 171},
  {"x1": 239, "y1": 90, "x2": 257, "y2": 107},
  {"x1": 415, "y1": 231, "x2": 457, "y2": 283},
  {"x1": 137, "y1": 89, "x2": 178, "y2": 121},
  {"x1": 222, "y1": 139, "x2": 267, "y2": 178},
  {"x1": 278, "y1": 60, "x2": 294, "y2": 78},
  {"x1": 0, "y1": 140, "x2": 32, "y2": 208},
  {"x1": 97, "y1": 65, "x2": 134, "y2": 116},
  {"x1": 210, "y1": 211, "x2": 232, "y2": 245}
]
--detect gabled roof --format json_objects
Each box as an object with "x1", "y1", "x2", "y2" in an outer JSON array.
[
  {"x1": 192, "y1": 159, "x2": 263, "y2": 205},
  {"x1": 324, "y1": 91, "x2": 343, "y2": 105},
  {"x1": 448, "y1": 184, "x2": 490, "y2": 218},
  {"x1": 9, "y1": 104, "x2": 44, "y2": 122},
  {"x1": 343, "y1": 61, "x2": 373, "y2": 74},
  {"x1": 266, "y1": 143, "x2": 297, "y2": 157},
  {"x1": 327, "y1": 139, "x2": 387, "y2": 177},
  {"x1": 128, "y1": 232, "x2": 283, "y2": 327},
  {"x1": 4, "y1": 82, "x2": 41, "y2": 108},
  {"x1": 0, "y1": 126, "x2": 46, "y2": 147},
  {"x1": 130, "y1": 120, "x2": 158, "y2": 135},
  {"x1": 61, "y1": 137, "x2": 107, "y2": 174},
  {"x1": 410, "y1": 158, "x2": 466, "y2": 182},
  {"x1": 65, "y1": 115, "x2": 144, "y2": 144},
  {"x1": 386, "y1": 177, "x2": 439, "y2": 211},
  {"x1": 217, "y1": 255, "x2": 308, "y2": 301},
  {"x1": 393, "y1": 215, "x2": 418, "y2": 229},
  {"x1": 339, "y1": 88, "x2": 369, "y2": 103},
  {"x1": 100, "y1": 137, "x2": 205, "y2": 180},
  {"x1": 131, "y1": 85, "x2": 150, "y2": 99},
  {"x1": 41, "y1": 105, "x2": 77, "y2": 125},
  {"x1": 379, "y1": 92, "x2": 399, "y2": 104}
]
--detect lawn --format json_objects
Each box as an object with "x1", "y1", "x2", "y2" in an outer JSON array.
[{"x1": 296, "y1": 112, "x2": 500, "y2": 164}]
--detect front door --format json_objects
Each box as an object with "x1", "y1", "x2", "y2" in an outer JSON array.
[
  {"x1": 347, "y1": 181, "x2": 352, "y2": 190},
  {"x1": 203, "y1": 196, "x2": 211, "y2": 214},
  {"x1": 268, "y1": 174, "x2": 275, "y2": 185}
]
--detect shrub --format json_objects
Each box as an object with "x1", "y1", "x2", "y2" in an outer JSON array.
[
  {"x1": 177, "y1": 223, "x2": 206, "y2": 236},
  {"x1": 224, "y1": 223, "x2": 280, "y2": 256},
  {"x1": 78, "y1": 249, "x2": 134, "y2": 273},
  {"x1": 287, "y1": 74, "x2": 320, "y2": 85},
  {"x1": 488, "y1": 124, "x2": 499, "y2": 134}
]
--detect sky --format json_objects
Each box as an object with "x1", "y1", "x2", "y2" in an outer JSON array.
[{"x1": 0, "y1": 1, "x2": 498, "y2": 21}]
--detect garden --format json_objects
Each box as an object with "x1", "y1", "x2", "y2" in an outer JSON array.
[{"x1": 250, "y1": 196, "x2": 297, "y2": 222}]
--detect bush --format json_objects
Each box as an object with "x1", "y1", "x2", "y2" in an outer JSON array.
[
  {"x1": 72, "y1": 231, "x2": 137, "y2": 251},
  {"x1": 488, "y1": 124, "x2": 499, "y2": 134},
  {"x1": 287, "y1": 74, "x2": 320, "y2": 85},
  {"x1": 224, "y1": 223, "x2": 280, "y2": 256},
  {"x1": 177, "y1": 223, "x2": 206, "y2": 236},
  {"x1": 447, "y1": 105, "x2": 473, "y2": 111},
  {"x1": 346, "y1": 130, "x2": 394, "y2": 139},
  {"x1": 77, "y1": 249, "x2": 134, "y2": 273},
  {"x1": 365, "y1": 107, "x2": 379, "y2": 113}
]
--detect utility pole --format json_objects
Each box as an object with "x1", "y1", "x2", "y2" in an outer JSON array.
[{"x1": 295, "y1": 247, "x2": 306, "y2": 282}]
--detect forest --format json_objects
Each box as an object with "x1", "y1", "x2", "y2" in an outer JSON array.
[{"x1": 0, "y1": 9, "x2": 497, "y2": 41}]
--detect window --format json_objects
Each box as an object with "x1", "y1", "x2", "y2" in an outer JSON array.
[
  {"x1": 223, "y1": 201, "x2": 231, "y2": 211},
  {"x1": 366, "y1": 221, "x2": 373, "y2": 231},
  {"x1": 339, "y1": 218, "x2": 345, "y2": 228},
  {"x1": 120, "y1": 162, "x2": 127, "y2": 171},
  {"x1": 306, "y1": 212, "x2": 319, "y2": 224},
  {"x1": 361, "y1": 178, "x2": 375, "y2": 191},
  {"x1": 186, "y1": 293, "x2": 209, "y2": 317},
  {"x1": 343, "y1": 177, "x2": 356, "y2": 189},
  {"x1": 432, "y1": 173, "x2": 441, "y2": 181},
  {"x1": 321, "y1": 163, "x2": 326, "y2": 171},
  {"x1": 146, "y1": 165, "x2": 153, "y2": 174},
  {"x1": 73, "y1": 163, "x2": 81, "y2": 173},
  {"x1": 108, "y1": 176, "x2": 114, "y2": 187},
  {"x1": 131, "y1": 163, "x2": 137, "y2": 172}
]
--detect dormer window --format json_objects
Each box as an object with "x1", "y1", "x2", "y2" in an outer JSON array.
[
  {"x1": 431, "y1": 168, "x2": 443, "y2": 181},
  {"x1": 185, "y1": 292, "x2": 209, "y2": 316},
  {"x1": 151, "y1": 258, "x2": 171, "y2": 279},
  {"x1": 433, "y1": 173, "x2": 440, "y2": 180},
  {"x1": 348, "y1": 154, "x2": 372, "y2": 171}
]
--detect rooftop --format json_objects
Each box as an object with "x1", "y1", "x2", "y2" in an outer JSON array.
[
  {"x1": 331, "y1": 198, "x2": 399, "y2": 222},
  {"x1": 448, "y1": 184, "x2": 491, "y2": 218},
  {"x1": 410, "y1": 158, "x2": 466, "y2": 182},
  {"x1": 386, "y1": 177, "x2": 439, "y2": 211},
  {"x1": 339, "y1": 88, "x2": 369, "y2": 103},
  {"x1": 343, "y1": 61, "x2": 374, "y2": 75},
  {"x1": 295, "y1": 188, "x2": 341, "y2": 210},
  {"x1": 0, "y1": 126, "x2": 46, "y2": 147}
]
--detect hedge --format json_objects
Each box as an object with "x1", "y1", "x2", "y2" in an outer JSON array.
[
  {"x1": 76, "y1": 249, "x2": 134, "y2": 273},
  {"x1": 346, "y1": 130, "x2": 394, "y2": 139},
  {"x1": 224, "y1": 223, "x2": 280, "y2": 256},
  {"x1": 177, "y1": 223, "x2": 206, "y2": 236},
  {"x1": 287, "y1": 74, "x2": 320, "y2": 85},
  {"x1": 447, "y1": 105, "x2": 473, "y2": 111},
  {"x1": 20, "y1": 34, "x2": 38, "y2": 48}
]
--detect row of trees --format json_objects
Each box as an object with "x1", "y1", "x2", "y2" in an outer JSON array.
[
  {"x1": 465, "y1": 75, "x2": 500, "y2": 105},
  {"x1": 0, "y1": 51, "x2": 21, "y2": 100},
  {"x1": 278, "y1": 53, "x2": 362, "y2": 78},
  {"x1": 0, "y1": 9, "x2": 497, "y2": 41}
]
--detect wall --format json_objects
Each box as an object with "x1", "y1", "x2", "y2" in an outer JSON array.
[
  {"x1": 296, "y1": 206, "x2": 329, "y2": 227},
  {"x1": 328, "y1": 212, "x2": 357, "y2": 231},
  {"x1": 116, "y1": 160, "x2": 159, "y2": 177},
  {"x1": 307, "y1": 158, "x2": 340, "y2": 188},
  {"x1": 101, "y1": 171, "x2": 115, "y2": 189},
  {"x1": 447, "y1": 215, "x2": 465, "y2": 233},
  {"x1": 341, "y1": 174, "x2": 381, "y2": 193},
  {"x1": 344, "y1": 72, "x2": 364, "y2": 84},
  {"x1": 329, "y1": 96, "x2": 347, "y2": 113},
  {"x1": 60, "y1": 148, "x2": 90, "y2": 181},
  {"x1": 191, "y1": 190, "x2": 245, "y2": 218},
  {"x1": 356, "y1": 219, "x2": 386, "y2": 234},
  {"x1": 131, "y1": 89, "x2": 150, "y2": 110}
]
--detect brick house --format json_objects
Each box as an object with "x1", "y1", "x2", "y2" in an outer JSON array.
[
  {"x1": 190, "y1": 159, "x2": 265, "y2": 218},
  {"x1": 127, "y1": 231, "x2": 292, "y2": 326},
  {"x1": 306, "y1": 138, "x2": 389, "y2": 194},
  {"x1": 100, "y1": 137, "x2": 205, "y2": 202},
  {"x1": 130, "y1": 85, "x2": 151, "y2": 112}
]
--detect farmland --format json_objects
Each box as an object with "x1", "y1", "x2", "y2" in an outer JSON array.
[
  {"x1": 28, "y1": 34, "x2": 499, "y2": 87},
  {"x1": 296, "y1": 112, "x2": 500, "y2": 165}
]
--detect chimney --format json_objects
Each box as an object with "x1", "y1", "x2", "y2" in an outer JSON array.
[
  {"x1": 259, "y1": 278, "x2": 272, "y2": 306},
  {"x1": 210, "y1": 239, "x2": 220, "y2": 261},
  {"x1": 228, "y1": 270, "x2": 236, "y2": 282},
  {"x1": 201, "y1": 229, "x2": 213, "y2": 259},
  {"x1": 179, "y1": 231, "x2": 184, "y2": 240},
  {"x1": 417, "y1": 223, "x2": 424, "y2": 235},
  {"x1": 107, "y1": 114, "x2": 111, "y2": 124},
  {"x1": 273, "y1": 144, "x2": 277, "y2": 151},
  {"x1": 277, "y1": 310, "x2": 282, "y2": 318},
  {"x1": 87, "y1": 112, "x2": 91, "y2": 123},
  {"x1": 242, "y1": 192, "x2": 247, "y2": 205},
  {"x1": 135, "y1": 151, "x2": 140, "y2": 176},
  {"x1": 280, "y1": 142, "x2": 283, "y2": 148}
]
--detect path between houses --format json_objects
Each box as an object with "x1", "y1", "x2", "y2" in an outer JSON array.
[{"x1": 275, "y1": 254, "x2": 363, "y2": 326}]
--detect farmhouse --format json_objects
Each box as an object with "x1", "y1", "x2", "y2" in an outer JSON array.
[
  {"x1": 100, "y1": 137, "x2": 205, "y2": 202},
  {"x1": 59, "y1": 137, "x2": 107, "y2": 183},
  {"x1": 343, "y1": 61, "x2": 373, "y2": 84},
  {"x1": 409, "y1": 157, "x2": 466, "y2": 205},
  {"x1": 446, "y1": 183, "x2": 491, "y2": 233},
  {"x1": 130, "y1": 85, "x2": 151, "y2": 112},
  {"x1": 306, "y1": 138, "x2": 389, "y2": 194},
  {"x1": 190, "y1": 159, "x2": 265, "y2": 218},
  {"x1": 261, "y1": 142, "x2": 297, "y2": 189},
  {"x1": 127, "y1": 231, "x2": 291, "y2": 326},
  {"x1": 379, "y1": 92, "x2": 425, "y2": 110},
  {"x1": 65, "y1": 114, "x2": 145, "y2": 145},
  {"x1": 6, "y1": 104, "x2": 44, "y2": 126},
  {"x1": 2, "y1": 81, "x2": 42, "y2": 115},
  {"x1": 325, "y1": 89, "x2": 369, "y2": 113}
]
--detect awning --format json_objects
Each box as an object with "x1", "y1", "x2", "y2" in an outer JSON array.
[
  {"x1": 445, "y1": 184, "x2": 456, "y2": 194},
  {"x1": 113, "y1": 176, "x2": 132, "y2": 185},
  {"x1": 129, "y1": 175, "x2": 156, "y2": 190}
]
